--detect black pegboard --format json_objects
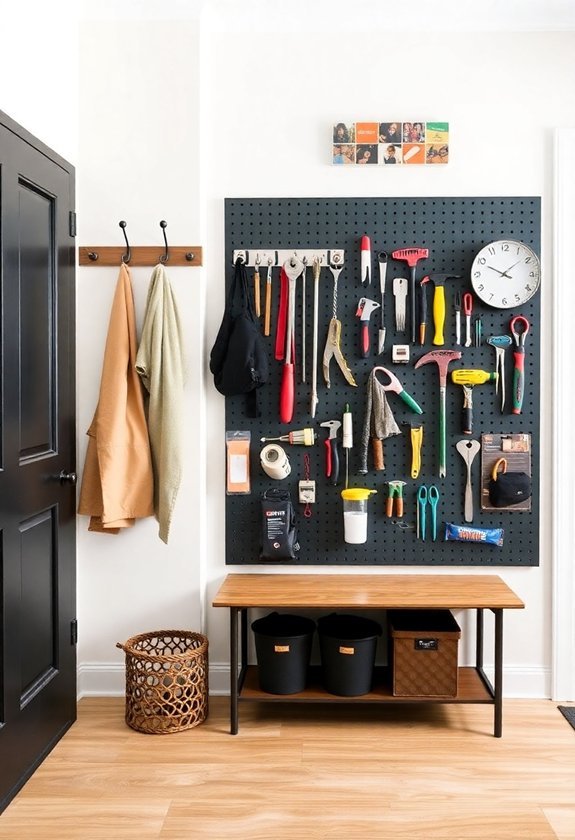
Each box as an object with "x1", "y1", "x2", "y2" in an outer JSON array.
[{"x1": 223, "y1": 197, "x2": 540, "y2": 566}]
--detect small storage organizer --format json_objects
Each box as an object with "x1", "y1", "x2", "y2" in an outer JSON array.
[
  {"x1": 117, "y1": 630, "x2": 209, "y2": 734},
  {"x1": 389, "y1": 609, "x2": 461, "y2": 697},
  {"x1": 251, "y1": 612, "x2": 315, "y2": 694},
  {"x1": 318, "y1": 613, "x2": 382, "y2": 696}
]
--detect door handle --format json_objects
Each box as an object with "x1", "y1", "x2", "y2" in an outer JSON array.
[{"x1": 59, "y1": 470, "x2": 77, "y2": 485}]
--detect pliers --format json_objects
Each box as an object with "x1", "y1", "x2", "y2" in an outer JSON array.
[
  {"x1": 417, "y1": 484, "x2": 440, "y2": 541},
  {"x1": 373, "y1": 367, "x2": 423, "y2": 414},
  {"x1": 322, "y1": 319, "x2": 357, "y2": 388}
]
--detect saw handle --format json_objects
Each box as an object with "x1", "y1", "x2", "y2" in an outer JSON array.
[
  {"x1": 433, "y1": 285, "x2": 446, "y2": 346},
  {"x1": 512, "y1": 349, "x2": 525, "y2": 414},
  {"x1": 372, "y1": 439, "x2": 384, "y2": 471},
  {"x1": 325, "y1": 437, "x2": 340, "y2": 485}
]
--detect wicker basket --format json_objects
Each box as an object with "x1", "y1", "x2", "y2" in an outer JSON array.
[{"x1": 116, "y1": 630, "x2": 208, "y2": 734}]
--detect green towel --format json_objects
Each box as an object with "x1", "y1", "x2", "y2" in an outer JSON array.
[{"x1": 136, "y1": 264, "x2": 185, "y2": 543}]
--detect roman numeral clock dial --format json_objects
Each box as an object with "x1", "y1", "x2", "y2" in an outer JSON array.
[{"x1": 471, "y1": 240, "x2": 541, "y2": 308}]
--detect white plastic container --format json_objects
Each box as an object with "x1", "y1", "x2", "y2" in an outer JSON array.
[{"x1": 341, "y1": 489, "x2": 377, "y2": 545}]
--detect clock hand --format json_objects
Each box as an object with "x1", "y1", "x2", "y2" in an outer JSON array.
[
  {"x1": 502, "y1": 259, "x2": 522, "y2": 274},
  {"x1": 487, "y1": 265, "x2": 512, "y2": 279}
]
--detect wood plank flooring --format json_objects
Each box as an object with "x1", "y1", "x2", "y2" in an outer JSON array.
[{"x1": 0, "y1": 697, "x2": 574, "y2": 839}]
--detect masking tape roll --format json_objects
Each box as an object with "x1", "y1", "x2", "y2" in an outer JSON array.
[{"x1": 260, "y1": 444, "x2": 291, "y2": 480}]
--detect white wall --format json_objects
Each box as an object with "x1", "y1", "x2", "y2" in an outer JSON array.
[
  {"x1": 3, "y1": 2, "x2": 574, "y2": 699},
  {"x1": 203, "y1": 20, "x2": 575, "y2": 697},
  {"x1": 76, "y1": 18, "x2": 205, "y2": 694}
]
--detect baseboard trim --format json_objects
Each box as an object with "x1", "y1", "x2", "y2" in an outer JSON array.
[{"x1": 78, "y1": 662, "x2": 550, "y2": 700}]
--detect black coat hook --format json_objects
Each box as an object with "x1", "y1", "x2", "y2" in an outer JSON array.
[
  {"x1": 119, "y1": 220, "x2": 131, "y2": 263},
  {"x1": 159, "y1": 220, "x2": 169, "y2": 263}
]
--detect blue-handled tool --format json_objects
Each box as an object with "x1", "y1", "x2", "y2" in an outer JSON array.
[
  {"x1": 428, "y1": 485, "x2": 440, "y2": 541},
  {"x1": 417, "y1": 485, "x2": 428, "y2": 540},
  {"x1": 372, "y1": 366, "x2": 423, "y2": 414},
  {"x1": 417, "y1": 484, "x2": 440, "y2": 540}
]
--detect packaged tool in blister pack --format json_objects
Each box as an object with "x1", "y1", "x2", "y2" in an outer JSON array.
[{"x1": 260, "y1": 488, "x2": 299, "y2": 561}]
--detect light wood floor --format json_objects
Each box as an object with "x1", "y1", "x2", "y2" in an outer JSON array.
[{"x1": 1, "y1": 697, "x2": 574, "y2": 839}]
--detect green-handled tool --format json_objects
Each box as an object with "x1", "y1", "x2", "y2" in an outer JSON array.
[
  {"x1": 415, "y1": 350, "x2": 461, "y2": 477},
  {"x1": 372, "y1": 366, "x2": 424, "y2": 414}
]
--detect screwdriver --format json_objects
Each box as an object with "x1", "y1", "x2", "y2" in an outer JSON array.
[{"x1": 343, "y1": 403, "x2": 353, "y2": 488}]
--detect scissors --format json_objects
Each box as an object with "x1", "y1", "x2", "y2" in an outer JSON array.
[{"x1": 417, "y1": 485, "x2": 440, "y2": 541}]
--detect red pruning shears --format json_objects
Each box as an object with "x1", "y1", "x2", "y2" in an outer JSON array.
[{"x1": 510, "y1": 315, "x2": 530, "y2": 415}]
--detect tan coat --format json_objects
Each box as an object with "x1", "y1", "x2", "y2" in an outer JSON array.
[{"x1": 78, "y1": 263, "x2": 154, "y2": 532}]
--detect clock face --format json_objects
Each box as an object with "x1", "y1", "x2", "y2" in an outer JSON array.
[{"x1": 470, "y1": 240, "x2": 540, "y2": 308}]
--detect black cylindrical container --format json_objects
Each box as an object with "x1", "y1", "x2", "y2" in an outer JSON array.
[
  {"x1": 251, "y1": 612, "x2": 315, "y2": 694},
  {"x1": 318, "y1": 613, "x2": 382, "y2": 696}
]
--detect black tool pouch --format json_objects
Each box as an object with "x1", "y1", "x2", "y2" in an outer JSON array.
[
  {"x1": 260, "y1": 488, "x2": 299, "y2": 561},
  {"x1": 488, "y1": 459, "x2": 532, "y2": 508}
]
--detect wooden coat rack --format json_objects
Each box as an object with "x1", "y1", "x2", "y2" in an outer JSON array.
[{"x1": 79, "y1": 220, "x2": 203, "y2": 267}]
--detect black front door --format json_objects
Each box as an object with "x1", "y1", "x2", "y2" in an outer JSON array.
[{"x1": 0, "y1": 111, "x2": 76, "y2": 812}]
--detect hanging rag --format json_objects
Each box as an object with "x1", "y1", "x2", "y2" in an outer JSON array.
[
  {"x1": 358, "y1": 369, "x2": 401, "y2": 473},
  {"x1": 136, "y1": 263, "x2": 185, "y2": 544},
  {"x1": 78, "y1": 263, "x2": 154, "y2": 532}
]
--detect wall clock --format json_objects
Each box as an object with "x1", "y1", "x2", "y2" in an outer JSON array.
[{"x1": 470, "y1": 240, "x2": 540, "y2": 308}]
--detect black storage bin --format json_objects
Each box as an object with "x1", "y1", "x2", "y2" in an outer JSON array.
[
  {"x1": 251, "y1": 612, "x2": 315, "y2": 694},
  {"x1": 318, "y1": 613, "x2": 382, "y2": 696}
]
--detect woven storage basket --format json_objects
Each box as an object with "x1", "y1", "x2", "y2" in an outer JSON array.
[{"x1": 116, "y1": 630, "x2": 208, "y2": 734}]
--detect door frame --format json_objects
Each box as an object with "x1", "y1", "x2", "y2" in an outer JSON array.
[{"x1": 552, "y1": 128, "x2": 575, "y2": 702}]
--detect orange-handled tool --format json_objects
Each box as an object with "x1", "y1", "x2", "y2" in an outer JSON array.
[{"x1": 386, "y1": 480, "x2": 406, "y2": 517}]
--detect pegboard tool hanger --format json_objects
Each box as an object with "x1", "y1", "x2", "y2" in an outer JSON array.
[
  {"x1": 79, "y1": 220, "x2": 203, "y2": 267},
  {"x1": 233, "y1": 248, "x2": 345, "y2": 267}
]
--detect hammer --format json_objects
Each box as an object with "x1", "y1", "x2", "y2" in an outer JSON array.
[
  {"x1": 415, "y1": 349, "x2": 461, "y2": 477},
  {"x1": 451, "y1": 369, "x2": 498, "y2": 435},
  {"x1": 421, "y1": 273, "x2": 461, "y2": 346}
]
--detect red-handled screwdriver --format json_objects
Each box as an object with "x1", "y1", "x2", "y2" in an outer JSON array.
[{"x1": 463, "y1": 292, "x2": 473, "y2": 348}]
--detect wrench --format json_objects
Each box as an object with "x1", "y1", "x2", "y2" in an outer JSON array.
[{"x1": 456, "y1": 439, "x2": 481, "y2": 522}]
